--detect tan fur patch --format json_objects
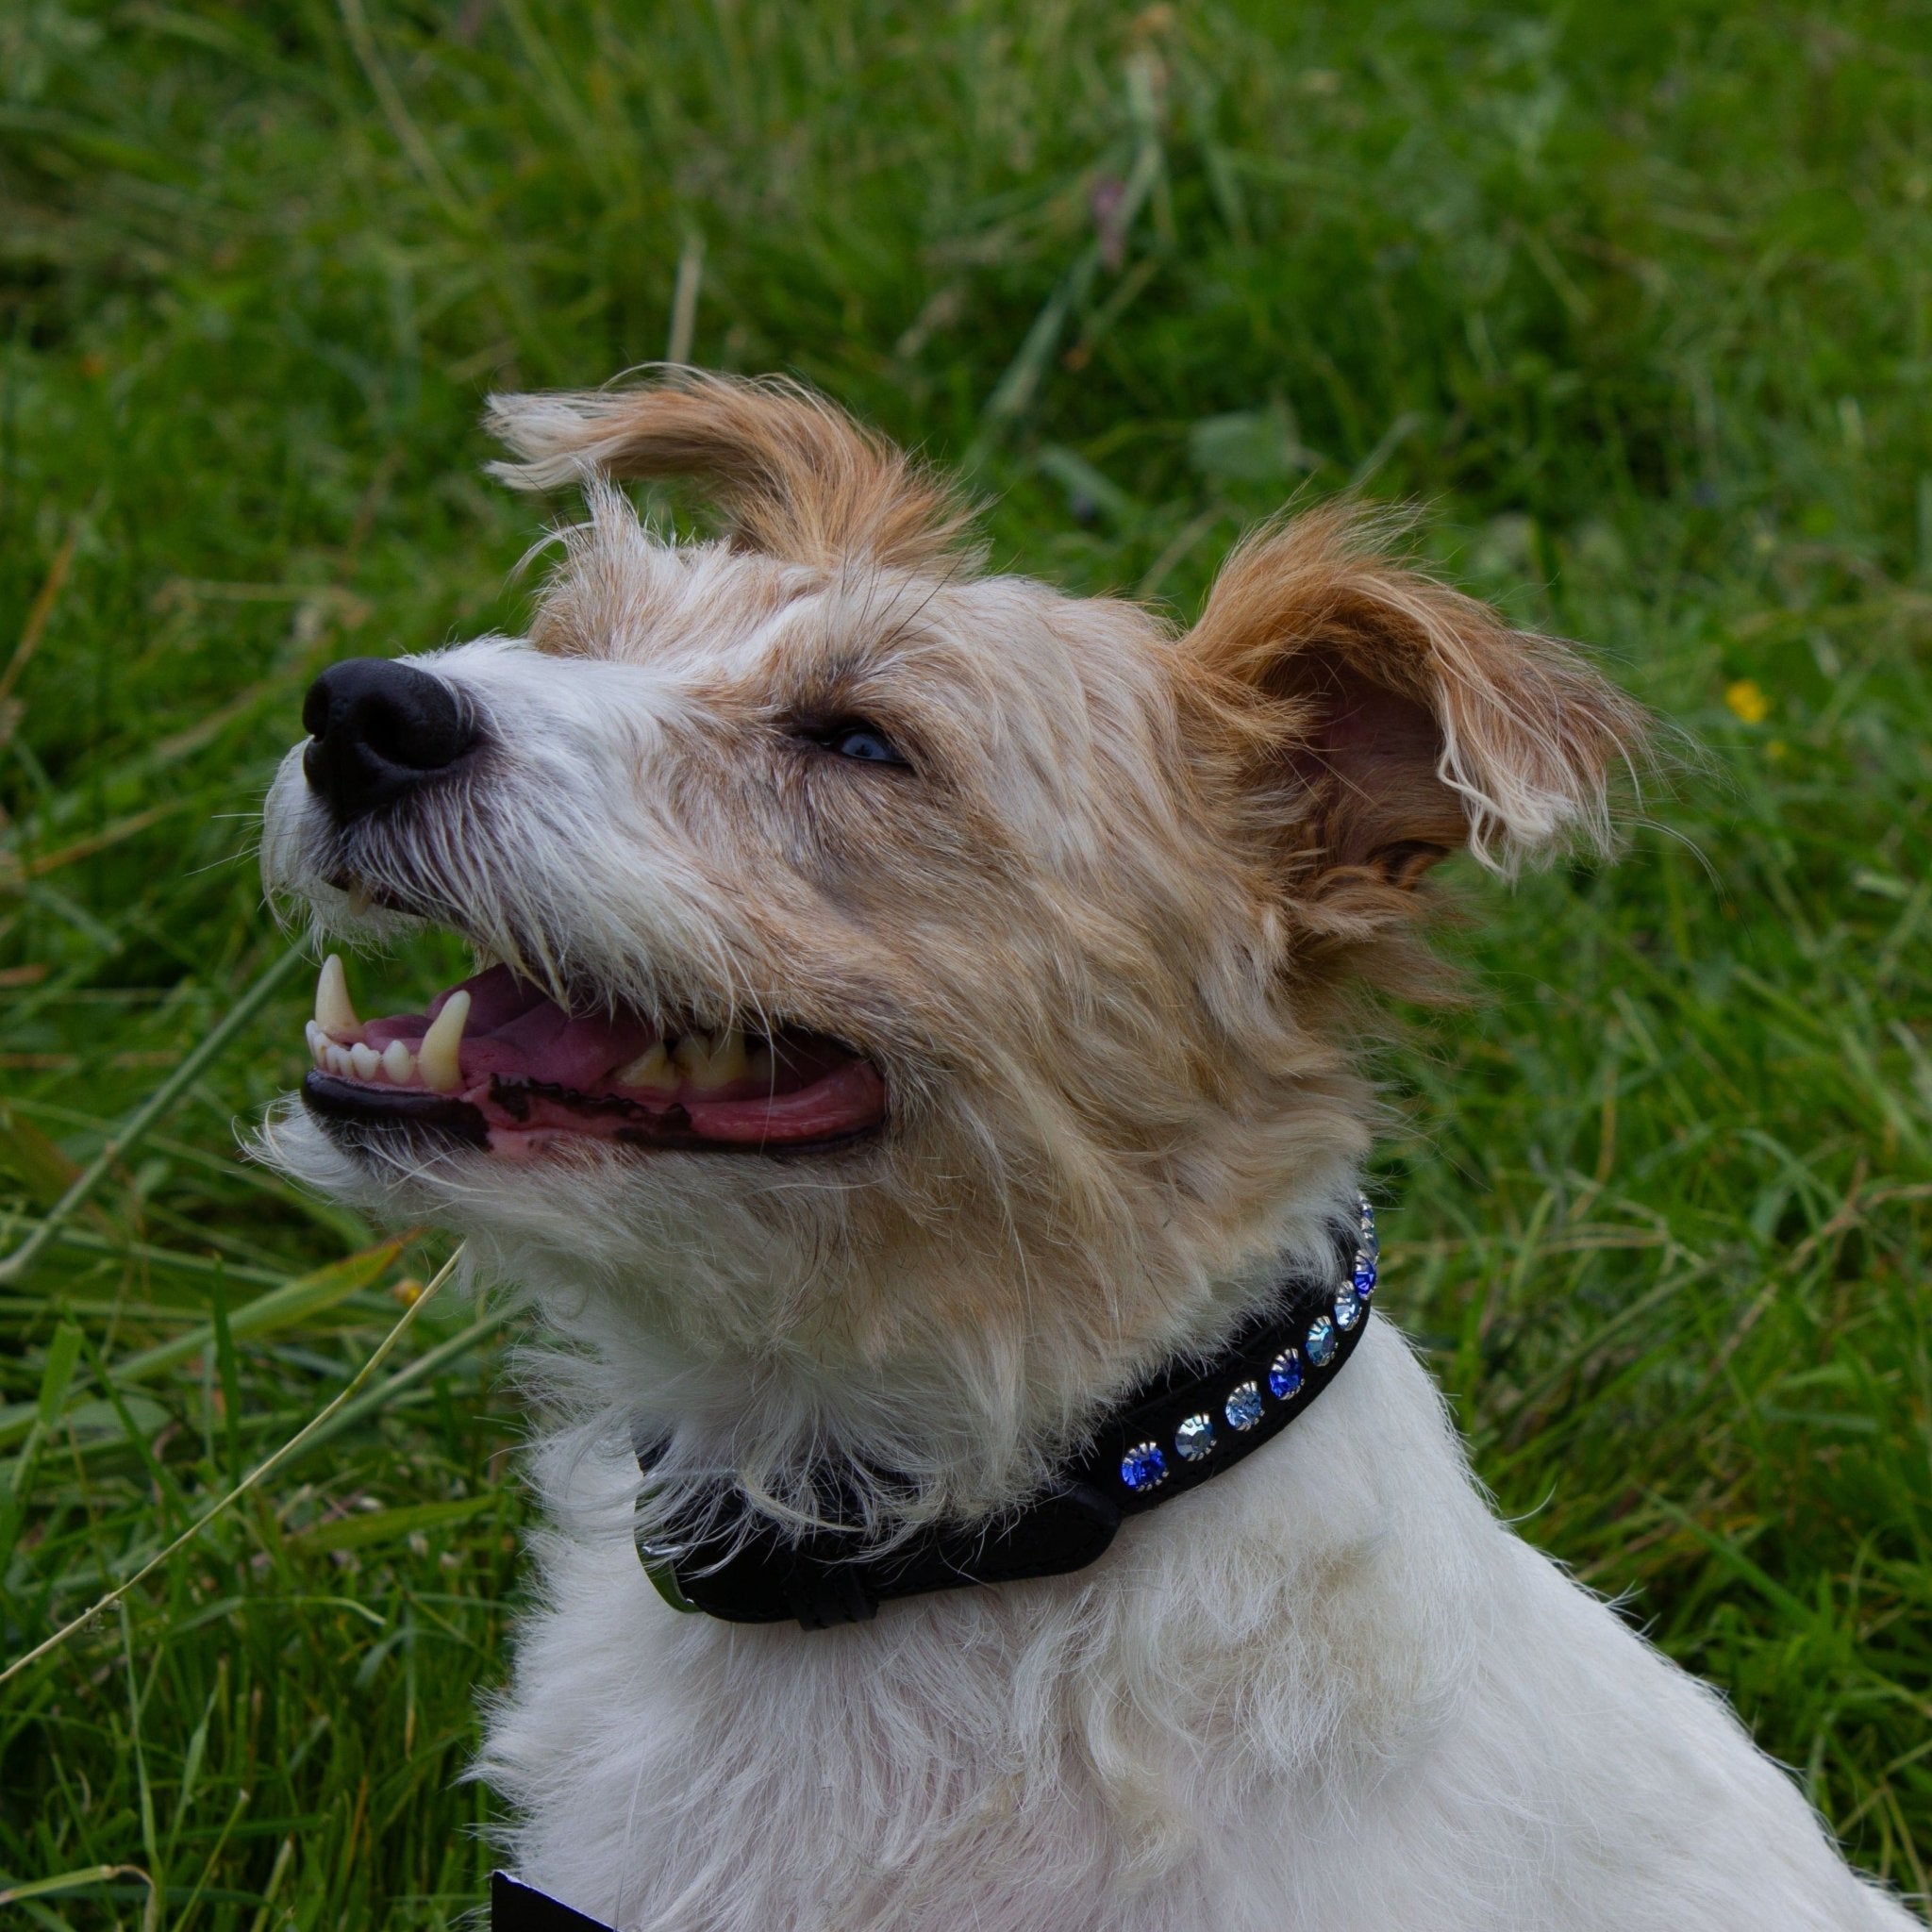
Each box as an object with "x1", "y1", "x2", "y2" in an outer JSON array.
[{"x1": 487, "y1": 369, "x2": 977, "y2": 573}]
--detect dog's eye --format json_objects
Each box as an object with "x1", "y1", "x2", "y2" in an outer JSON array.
[{"x1": 821, "y1": 724, "x2": 908, "y2": 768}]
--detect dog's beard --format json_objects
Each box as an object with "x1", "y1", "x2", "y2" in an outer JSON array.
[{"x1": 252, "y1": 1089, "x2": 1093, "y2": 1550}]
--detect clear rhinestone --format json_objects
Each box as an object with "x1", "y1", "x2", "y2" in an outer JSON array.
[
  {"x1": 1224, "y1": 1380, "x2": 1263, "y2": 1431},
  {"x1": 1120, "y1": 1441, "x2": 1168, "y2": 1491},
  {"x1": 1174, "y1": 1413, "x2": 1216, "y2": 1461},
  {"x1": 1306, "y1": 1315, "x2": 1337, "y2": 1368},
  {"x1": 1268, "y1": 1348, "x2": 1304, "y2": 1400},
  {"x1": 1357, "y1": 1198, "x2": 1379, "y2": 1264},
  {"x1": 1334, "y1": 1286, "x2": 1361, "y2": 1331}
]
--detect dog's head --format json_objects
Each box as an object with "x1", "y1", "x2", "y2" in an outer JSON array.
[{"x1": 258, "y1": 374, "x2": 1644, "y2": 1500}]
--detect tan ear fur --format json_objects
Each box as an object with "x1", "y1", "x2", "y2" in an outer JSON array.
[
  {"x1": 484, "y1": 370, "x2": 975, "y2": 573},
  {"x1": 1183, "y1": 504, "x2": 1648, "y2": 888}
]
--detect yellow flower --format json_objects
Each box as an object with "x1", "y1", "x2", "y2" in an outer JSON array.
[{"x1": 1724, "y1": 678, "x2": 1771, "y2": 725}]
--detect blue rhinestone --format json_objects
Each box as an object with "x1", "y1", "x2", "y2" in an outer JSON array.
[
  {"x1": 1268, "y1": 1348, "x2": 1304, "y2": 1400},
  {"x1": 1334, "y1": 1286, "x2": 1361, "y2": 1331},
  {"x1": 1174, "y1": 1413, "x2": 1216, "y2": 1462},
  {"x1": 1353, "y1": 1254, "x2": 1377, "y2": 1298},
  {"x1": 1120, "y1": 1441, "x2": 1167, "y2": 1491},
  {"x1": 1306, "y1": 1315, "x2": 1337, "y2": 1367},
  {"x1": 1224, "y1": 1380, "x2": 1263, "y2": 1431}
]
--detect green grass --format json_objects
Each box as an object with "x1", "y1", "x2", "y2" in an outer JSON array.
[{"x1": 1, "y1": 1, "x2": 1928, "y2": 1924}]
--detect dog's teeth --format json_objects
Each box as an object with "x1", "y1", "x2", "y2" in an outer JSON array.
[
  {"x1": 708, "y1": 1030, "x2": 748, "y2": 1086},
  {"x1": 744, "y1": 1041, "x2": 774, "y2": 1088},
  {"x1": 349, "y1": 1042, "x2": 381, "y2": 1081},
  {"x1": 615, "y1": 1042, "x2": 677, "y2": 1091},
  {"x1": 673, "y1": 1029, "x2": 747, "y2": 1091},
  {"x1": 305, "y1": 1020, "x2": 328, "y2": 1067},
  {"x1": 418, "y1": 990, "x2": 470, "y2": 1093},
  {"x1": 316, "y1": 955, "x2": 358, "y2": 1037},
  {"x1": 325, "y1": 1043, "x2": 353, "y2": 1076},
  {"x1": 382, "y1": 1040, "x2": 416, "y2": 1084}
]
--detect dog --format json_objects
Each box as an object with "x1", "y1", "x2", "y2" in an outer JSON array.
[{"x1": 258, "y1": 373, "x2": 1916, "y2": 1930}]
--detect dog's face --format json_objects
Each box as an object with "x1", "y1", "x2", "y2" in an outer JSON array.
[{"x1": 259, "y1": 375, "x2": 1642, "y2": 1478}]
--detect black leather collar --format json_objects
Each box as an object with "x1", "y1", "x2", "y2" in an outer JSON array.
[{"x1": 634, "y1": 1196, "x2": 1378, "y2": 1630}]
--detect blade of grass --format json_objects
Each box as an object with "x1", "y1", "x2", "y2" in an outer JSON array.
[
  {"x1": 0, "y1": 946, "x2": 307, "y2": 1287},
  {"x1": 0, "y1": 1242, "x2": 464, "y2": 1691}
]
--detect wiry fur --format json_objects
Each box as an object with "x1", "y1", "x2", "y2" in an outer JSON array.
[
  {"x1": 258, "y1": 375, "x2": 1913, "y2": 1929},
  {"x1": 485, "y1": 368, "x2": 978, "y2": 573}
]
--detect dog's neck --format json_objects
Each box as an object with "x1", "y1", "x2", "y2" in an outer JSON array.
[
  {"x1": 633, "y1": 1196, "x2": 1380, "y2": 1629},
  {"x1": 498, "y1": 1171, "x2": 1373, "y2": 1547}
]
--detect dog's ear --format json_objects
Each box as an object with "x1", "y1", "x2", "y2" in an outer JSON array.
[
  {"x1": 484, "y1": 370, "x2": 974, "y2": 573},
  {"x1": 1182, "y1": 505, "x2": 1648, "y2": 888}
]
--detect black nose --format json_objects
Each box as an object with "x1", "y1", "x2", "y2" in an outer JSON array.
[{"x1": 301, "y1": 658, "x2": 478, "y2": 824}]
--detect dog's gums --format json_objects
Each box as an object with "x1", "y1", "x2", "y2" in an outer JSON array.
[{"x1": 298, "y1": 955, "x2": 887, "y2": 1156}]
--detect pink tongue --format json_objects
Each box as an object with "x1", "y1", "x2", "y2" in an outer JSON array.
[
  {"x1": 365, "y1": 963, "x2": 657, "y2": 1091},
  {"x1": 430, "y1": 963, "x2": 548, "y2": 1030},
  {"x1": 469, "y1": 1005, "x2": 654, "y2": 1090}
]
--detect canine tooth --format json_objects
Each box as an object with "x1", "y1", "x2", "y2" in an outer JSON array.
[
  {"x1": 615, "y1": 1042, "x2": 676, "y2": 1091},
  {"x1": 349, "y1": 1042, "x2": 381, "y2": 1081},
  {"x1": 382, "y1": 1040, "x2": 416, "y2": 1084},
  {"x1": 418, "y1": 990, "x2": 470, "y2": 1093},
  {"x1": 316, "y1": 955, "x2": 358, "y2": 1036}
]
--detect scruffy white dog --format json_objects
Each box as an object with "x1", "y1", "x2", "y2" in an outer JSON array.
[{"x1": 258, "y1": 374, "x2": 1915, "y2": 1931}]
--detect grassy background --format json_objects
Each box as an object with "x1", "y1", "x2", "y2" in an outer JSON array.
[{"x1": 2, "y1": 1, "x2": 1928, "y2": 1924}]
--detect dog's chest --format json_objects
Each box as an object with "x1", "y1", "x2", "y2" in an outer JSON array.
[
  {"x1": 490, "y1": 1539, "x2": 1204, "y2": 1930},
  {"x1": 478, "y1": 1340, "x2": 1915, "y2": 1932},
  {"x1": 479, "y1": 1429, "x2": 1445, "y2": 1932}
]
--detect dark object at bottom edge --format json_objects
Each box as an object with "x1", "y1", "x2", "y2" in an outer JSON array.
[{"x1": 491, "y1": 1870, "x2": 615, "y2": 1932}]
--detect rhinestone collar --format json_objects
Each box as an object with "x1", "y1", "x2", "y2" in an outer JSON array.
[{"x1": 634, "y1": 1196, "x2": 1378, "y2": 1630}]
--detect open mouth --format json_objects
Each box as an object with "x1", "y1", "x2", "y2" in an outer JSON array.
[{"x1": 298, "y1": 956, "x2": 888, "y2": 1158}]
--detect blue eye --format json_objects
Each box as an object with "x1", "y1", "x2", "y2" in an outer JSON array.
[{"x1": 829, "y1": 726, "x2": 906, "y2": 767}]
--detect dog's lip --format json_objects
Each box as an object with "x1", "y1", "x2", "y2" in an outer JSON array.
[
  {"x1": 300, "y1": 1066, "x2": 886, "y2": 1158},
  {"x1": 299, "y1": 956, "x2": 890, "y2": 1157},
  {"x1": 322, "y1": 871, "x2": 425, "y2": 919}
]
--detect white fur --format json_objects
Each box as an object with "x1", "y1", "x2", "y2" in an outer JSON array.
[{"x1": 476, "y1": 1317, "x2": 1912, "y2": 1931}]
